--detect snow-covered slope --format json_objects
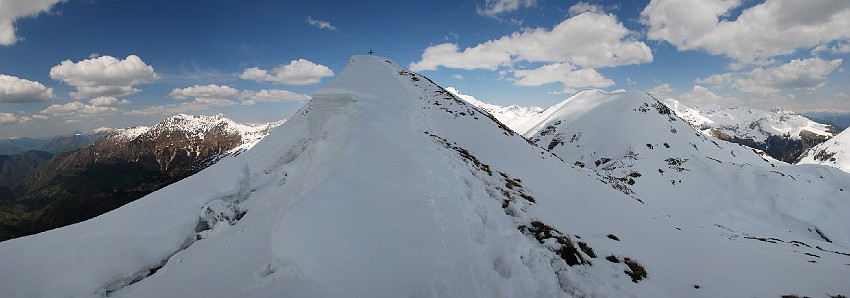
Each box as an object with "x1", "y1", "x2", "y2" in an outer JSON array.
[
  {"x1": 2, "y1": 57, "x2": 849, "y2": 298},
  {"x1": 798, "y1": 128, "x2": 850, "y2": 173},
  {"x1": 447, "y1": 87, "x2": 543, "y2": 130},
  {"x1": 525, "y1": 89, "x2": 850, "y2": 248},
  {"x1": 662, "y1": 98, "x2": 836, "y2": 162}
]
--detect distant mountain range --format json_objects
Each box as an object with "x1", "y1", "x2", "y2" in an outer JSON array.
[
  {"x1": 0, "y1": 114, "x2": 282, "y2": 241},
  {"x1": 661, "y1": 98, "x2": 838, "y2": 163},
  {"x1": 0, "y1": 131, "x2": 109, "y2": 155},
  {"x1": 446, "y1": 87, "x2": 543, "y2": 129},
  {"x1": 803, "y1": 111, "x2": 850, "y2": 131}
]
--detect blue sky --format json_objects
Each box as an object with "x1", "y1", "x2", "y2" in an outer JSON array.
[{"x1": 1, "y1": 0, "x2": 849, "y2": 138}]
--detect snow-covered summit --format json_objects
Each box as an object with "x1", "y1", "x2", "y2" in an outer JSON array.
[
  {"x1": 2, "y1": 56, "x2": 849, "y2": 298},
  {"x1": 108, "y1": 126, "x2": 150, "y2": 142},
  {"x1": 798, "y1": 127, "x2": 850, "y2": 173}
]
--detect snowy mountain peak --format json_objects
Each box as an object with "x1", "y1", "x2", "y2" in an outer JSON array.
[
  {"x1": 109, "y1": 126, "x2": 151, "y2": 142},
  {"x1": 154, "y1": 113, "x2": 236, "y2": 133}
]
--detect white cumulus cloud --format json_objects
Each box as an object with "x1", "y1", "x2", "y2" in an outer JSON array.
[
  {"x1": 697, "y1": 57, "x2": 843, "y2": 94},
  {"x1": 89, "y1": 96, "x2": 131, "y2": 107},
  {"x1": 813, "y1": 42, "x2": 850, "y2": 55},
  {"x1": 39, "y1": 100, "x2": 120, "y2": 117},
  {"x1": 411, "y1": 11, "x2": 648, "y2": 93},
  {"x1": 241, "y1": 89, "x2": 311, "y2": 105},
  {"x1": 410, "y1": 11, "x2": 652, "y2": 71},
  {"x1": 678, "y1": 85, "x2": 740, "y2": 106},
  {"x1": 513, "y1": 62, "x2": 614, "y2": 89},
  {"x1": 240, "y1": 59, "x2": 334, "y2": 85},
  {"x1": 0, "y1": 74, "x2": 55, "y2": 103},
  {"x1": 0, "y1": 113, "x2": 21, "y2": 125},
  {"x1": 168, "y1": 84, "x2": 241, "y2": 100},
  {"x1": 49, "y1": 54, "x2": 160, "y2": 98},
  {"x1": 641, "y1": 0, "x2": 850, "y2": 65},
  {"x1": 647, "y1": 83, "x2": 674, "y2": 99},
  {"x1": 135, "y1": 85, "x2": 310, "y2": 114},
  {"x1": 124, "y1": 98, "x2": 237, "y2": 117},
  {"x1": 0, "y1": 0, "x2": 64, "y2": 46}
]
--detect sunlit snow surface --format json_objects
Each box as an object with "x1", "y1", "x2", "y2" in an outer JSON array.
[{"x1": 2, "y1": 56, "x2": 849, "y2": 297}]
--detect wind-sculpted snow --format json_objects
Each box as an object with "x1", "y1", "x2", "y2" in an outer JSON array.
[{"x1": 2, "y1": 56, "x2": 849, "y2": 297}]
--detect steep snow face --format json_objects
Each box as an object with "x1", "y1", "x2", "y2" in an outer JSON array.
[
  {"x1": 447, "y1": 87, "x2": 543, "y2": 130},
  {"x1": 798, "y1": 128, "x2": 850, "y2": 173},
  {"x1": 2, "y1": 57, "x2": 850, "y2": 298},
  {"x1": 526, "y1": 90, "x2": 850, "y2": 248}
]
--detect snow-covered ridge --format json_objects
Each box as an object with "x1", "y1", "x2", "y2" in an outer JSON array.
[
  {"x1": 517, "y1": 89, "x2": 621, "y2": 135},
  {"x1": 108, "y1": 126, "x2": 150, "y2": 142},
  {"x1": 662, "y1": 98, "x2": 835, "y2": 143},
  {"x1": 798, "y1": 128, "x2": 850, "y2": 173},
  {"x1": 446, "y1": 87, "x2": 543, "y2": 131}
]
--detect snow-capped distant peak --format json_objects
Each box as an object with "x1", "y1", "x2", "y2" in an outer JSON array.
[
  {"x1": 663, "y1": 98, "x2": 835, "y2": 142},
  {"x1": 101, "y1": 114, "x2": 283, "y2": 152},
  {"x1": 108, "y1": 126, "x2": 151, "y2": 142},
  {"x1": 446, "y1": 87, "x2": 543, "y2": 131},
  {"x1": 661, "y1": 98, "x2": 837, "y2": 162}
]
